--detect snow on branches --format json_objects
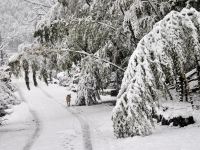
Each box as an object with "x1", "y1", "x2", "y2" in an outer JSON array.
[
  {"x1": 112, "y1": 7, "x2": 200, "y2": 138},
  {"x1": 76, "y1": 56, "x2": 103, "y2": 106}
]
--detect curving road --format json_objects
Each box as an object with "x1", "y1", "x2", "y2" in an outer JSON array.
[
  {"x1": 0, "y1": 80, "x2": 87, "y2": 150},
  {"x1": 0, "y1": 79, "x2": 111, "y2": 150}
]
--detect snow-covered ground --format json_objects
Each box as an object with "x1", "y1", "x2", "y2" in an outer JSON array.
[{"x1": 0, "y1": 78, "x2": 200, "y2": 150}]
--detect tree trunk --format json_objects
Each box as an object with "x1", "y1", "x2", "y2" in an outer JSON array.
[
  {"x1": 33, "y1": 70, "x2": 38, "y2": 87},
  {"x1": 25, "y1": 70, "x2": 30, "y2": 90}
]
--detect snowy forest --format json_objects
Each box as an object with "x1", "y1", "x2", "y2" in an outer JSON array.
[{"x1": 1, "y1": 0, "x2": 200, "y2": 150}]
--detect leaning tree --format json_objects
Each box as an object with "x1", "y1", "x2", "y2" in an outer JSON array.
[{"x1": 112, "y1": 7, "x2": 200, "y2": 138}]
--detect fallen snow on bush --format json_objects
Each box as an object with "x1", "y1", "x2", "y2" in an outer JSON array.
[{"x1": 158, "y1": 102, "x2": 193, "y2": 119}]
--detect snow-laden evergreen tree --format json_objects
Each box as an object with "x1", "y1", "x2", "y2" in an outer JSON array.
[{"x1": 112, "y1": 7, "x2": 200, "y2": 138}]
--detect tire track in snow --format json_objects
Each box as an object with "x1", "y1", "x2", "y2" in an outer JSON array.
[
  {"x1": 0, "y1": 128, "x2": 26, "y2": 132},
  {"x1": 67, "y1": 108, "x2": 93, "y2": 150},
  {"x1": 76, "y1": 106, "x2": 111, "y2": 150},
  {"x1": 16, "y1": 86, "x2": 41, "y2": 150},
  {"x1": 39, "y1": 87, "x2": 93, "y2": 150}
]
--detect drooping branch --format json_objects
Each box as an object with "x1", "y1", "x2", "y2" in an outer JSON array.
[
  {"x1": 70, "y1": 18, "x2": 136, "y2": 44},
  {"x1": 146, "y1": 0, "x2": 162, "y2": 19},
  {"x1": 29, "y1": 48, "x2": 125, "y2": 72},
  {"x1": 61, "y1": 49, "x2": 126, "y2": 72}
]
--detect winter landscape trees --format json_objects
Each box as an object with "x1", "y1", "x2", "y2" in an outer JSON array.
[{"x1": 3, "y1": 0, "x2": 200, "y2": 140}]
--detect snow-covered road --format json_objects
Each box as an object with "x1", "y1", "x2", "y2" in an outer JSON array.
[
  {"x1": 17, "y1": 86, "x2": 40, "y2": 150},
  {"x1": 37, "y1": 85, "x2": 112, "y2": 150},
  {"x1": 0, "y1": 79, "x2": 85, "y2": 150},
  {"x1": 1, "y1": 79, "x2": 200, "y2": 150},
  {"x1": 0, "y1": 79, "x2": 114, "y2": 150},
  {"x1": 38, "y1": 86, "x2": 93, "y2": 150}
]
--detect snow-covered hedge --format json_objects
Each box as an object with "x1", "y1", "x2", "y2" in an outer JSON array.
[{"x1": 112, "y1": 7, "x2": 200, "y2": 138}]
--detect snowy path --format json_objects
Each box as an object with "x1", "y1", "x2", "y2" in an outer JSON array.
[
  {"x1": 0, "y1": 80, "x2": 85, "y2": 150},
  {"x1": 17, "y1": 87, "x2": 40, "y2": 150},
  {"x1": 0, "y1": 79, "x2": 111, "y2": 150},
  {"x1": 38, "y1": 86, "x2": 113, "y2": 150},
  {"x1": 17, "y1": 81, "x2": 85, "y2": 150}
]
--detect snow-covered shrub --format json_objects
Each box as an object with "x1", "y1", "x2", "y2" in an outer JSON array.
[
  {"x1": 0, "y1": 67, "x2": 19, "y2": 124},
  {"x1": 57, "y1": 71, "x2": 68, "y2": 86},
  {"x1": 155, "y1": 102, "x2": 195, "y2": 127},
  {"x1": 112, "y1": 7, "x2": 200, "y2": 138}
]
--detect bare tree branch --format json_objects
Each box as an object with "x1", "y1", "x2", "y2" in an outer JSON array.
[
  {"x1": 29, "y1": 48, "x2": 126, "y2": 72},
  {"x1": 61, "y1": 48, "x2": 126, "y2": 72}
]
